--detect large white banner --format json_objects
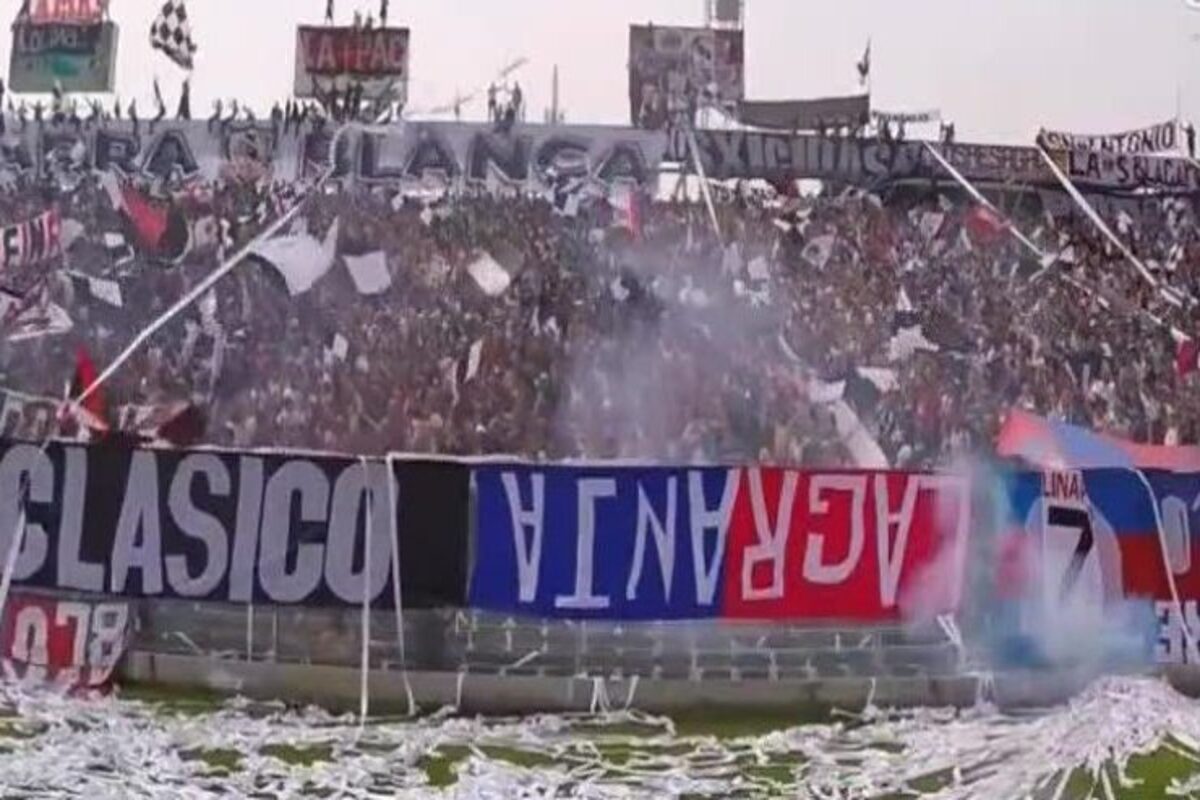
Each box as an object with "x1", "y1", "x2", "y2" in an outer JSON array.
[{"x1": 1039, "y1": 120, "x2": 1179, "y2": 154}]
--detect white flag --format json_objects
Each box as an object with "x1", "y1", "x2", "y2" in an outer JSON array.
[
  {"x1": 465, "y1": 339, "x2": 483, "y2": 382},
  {"x1": 88, "y1": 276, "x2": 123, "y2": 308},
  {"x1": 747, "y1": 256, "x2": 771, "y2": 281},
  {"x1": 344, "y1": 251, "x2": 392, "y2": 295},
  {"x1": 801, "y1": 234, "x2": 835, "y2": 269},
  {"x1": 248, "y1": 218, "x2": 340, "y2": 296},
  {"x1": 888, "y1": 326, "x2": 940, "y2": 362},
  {"x1": 919, "y1": 211, "x2": 945, "y2": 241},
  {"x1": 466, "y1": 251, "x2": 512, "y2": 296},
  {"x1": 327, "y1": 333, "x2": 349, "y2": 363},
  {"x1": 856, "y1": 366, "x2": 899, "y2": 393}
]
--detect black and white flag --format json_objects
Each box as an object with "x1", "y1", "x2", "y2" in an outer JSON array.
[
  {"x1": 856, "y1": 40, "x2": 871, "y2": 85},
  {"x1": 65, "y1": 270, "x2": 124, "y2": 308},
  {"x1": 150, "y1": 0, "x2": 198, "y2": 70}
]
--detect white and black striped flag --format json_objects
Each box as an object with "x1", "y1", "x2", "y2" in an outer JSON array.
[
  {"x1": 150, "y1": 0, "x2": 197, "y2": 70},
  {"x1": 65, "y1": 270, "x2": 123, "y2": 308}
]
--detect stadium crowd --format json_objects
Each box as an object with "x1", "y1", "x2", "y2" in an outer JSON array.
[{"x1": 0, "y1": 117, "x2": 1198, "y2": 468}]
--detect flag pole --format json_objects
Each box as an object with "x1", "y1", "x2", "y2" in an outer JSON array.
[
  {"x1": 685, "y1": 123, "x2": 723, "y2": 246},
  {"x1": 1036, "y1": 146, "x2": 1164, "y2": 291},
  {"x1": 922, "y1": 142, "x2": 1047, "y2": 262}
]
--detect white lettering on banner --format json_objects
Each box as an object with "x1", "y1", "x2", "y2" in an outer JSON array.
[
  {"x1": 227, "y1": 456, "x2": 265, "y2": 602},
  {"x1": 109, "y1": 452, "x2": 164, "y2": 595},
  {"x1": 802, "y1": 475, "x2": 867, "y2": 585},
  {"x1": 1043, "y1": 469, "x2": 1086, "y2": 506},
  {"x1": 1065, "y1": 149, "x2": 1200, "y2": 192},
  {"x1": 1039, "y1": 468, "x2": 1100, "y2": 606},
  {"x1": 1156, "y1": 600, "x2": 1200, "y2": 664},
  {"x1": 55, "y1": 603, "x2": 90, "y2": 675},
  {"x1": 0, "y1": 445, "x2": 52, "y2": 582},
  {"x1": 502, "y1": 471, "x2": 545, "y2": 604},
  {"x1": 258, "y1": 461, "x2": 328, "y2": 604},
  {"x1": 165, "y1": 455, "x2": 232, "y2": 598},
  {"x1": 0, "y1": 443, "x2": 418, "y2": 608},
  {"x1": 324, "y1": 462, "x2": 394, "y2": 604},
  {"x1": 87, "y1": 602, "x2": 129, "y2": 673},
  {"x1": 11, "y1": 606, "x2": 48, "y2": 676},
  {"x1": 742, "y1": 469, "x2": 799, "y2": 602},
  {"x1": 556, "y1": 478, "x2": 617, "y2": 610},
  {"x1": 626, "y1": 479, "x2": 678, "y2": 601},
  {"x1": 5, "y1": 598, "x2": 130, "y2": 689},
  {"x1": 689, "y1": 469, "x2": 739, "y2": 606},
  {"x1": 58, "y1": 446, "x2": 103, "y2": 592},
  {"x1": 873, "y1": 474, "x2": 916, "y2": 608},
  {"x1": 1160, "y1": 495, "x2": 1193, "y2": 576}
]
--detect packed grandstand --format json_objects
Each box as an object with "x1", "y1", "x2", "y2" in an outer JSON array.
[
  {"x1": 7, "y1": 2, "x2": 1200, "y2": 796},
  {"x1": 0, "y1": 113, "x2": 1195, "y2": 472}
]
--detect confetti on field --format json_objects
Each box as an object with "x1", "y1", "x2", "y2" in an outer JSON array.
[{"x1": 0, "y1": 677, "x2": 1199, "y2": 797}]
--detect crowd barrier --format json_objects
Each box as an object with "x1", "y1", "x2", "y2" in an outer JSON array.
[{"x1": 2, "y1": 435, "x2": 1200, "y2": 688}]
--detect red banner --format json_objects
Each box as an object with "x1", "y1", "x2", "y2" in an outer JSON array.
[
  {"x1": 0, "y1": 592, "x2": 131, "y2": 692},
  {"x1": 721, "y1": 470, "x2": 969, "y2": 620},
  {"x1": 24, "y1": 0, "x2": 105, "y2": 24}
]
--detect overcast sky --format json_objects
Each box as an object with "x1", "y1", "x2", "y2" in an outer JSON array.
[{"x1": 2, "y1": 0, "x2": 1200, "y2": 144}]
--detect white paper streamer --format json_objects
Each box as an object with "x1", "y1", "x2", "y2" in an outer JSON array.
[{"x1": 0, "y1": 681, "x2": 1190, "y2": 800}]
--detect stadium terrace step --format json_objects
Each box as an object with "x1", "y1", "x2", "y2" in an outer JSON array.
[{"x1": 118, "y1": 650, "x2": 999, "y2": 715}]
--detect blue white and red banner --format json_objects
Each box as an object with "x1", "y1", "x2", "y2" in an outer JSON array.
[
  {"x1": 470, "y1": 465, "x2": 969, "y2": 621},
  {"x1": 996, "y1": 409, "x2": 1200, "y2": 471},
  {"x1": 1003, "y1": 467, "x2": 1200, "y2": 664}
]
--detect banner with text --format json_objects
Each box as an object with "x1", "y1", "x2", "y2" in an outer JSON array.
[
  {"x1": 8, "y1": 20, "x2": 118, "y2": 93},
  {"x1": 0, "y1": 591, "x2": 131, "y2": 693},
  {"x1": 1006, "y1": 468, "x2": 1200, "y2": 665},
  {"x1": 1052, "y1": 148, "x2": 1200, "y2": 193},
  {"x1": 293, "y1": 25, "x2": 410, "y2": 103},
  {"x1": 1039, "y1": 120, "x2": 1179, "y2": 154},
  {"x1": 675, "y1": 129, "x2": 1200, "y2": 193},
  {"x1": 3, "y1": 119, "x2": 1193, "y2": 195},
  {"x1": 0, "y1": 439, "x2": 469, "y2": 609},
  {"x1": 470, "y1": 465, "x2": 969, "y2": 621},
  {"x1": 0, "y1": 120, "x2": 667, "y2": 193}
]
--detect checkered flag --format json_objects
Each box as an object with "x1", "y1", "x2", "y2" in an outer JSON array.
[{"x1": 150, "y1": 0, "x2": 197, "y2": 70}]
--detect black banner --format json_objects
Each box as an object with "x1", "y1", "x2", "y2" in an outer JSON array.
[
  {"x1": 0, "y1": 439, "x2": 469, "y2": 609},
  {"x1": 676, "y1": 129, "x2": 1200, "y2": 194}
]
